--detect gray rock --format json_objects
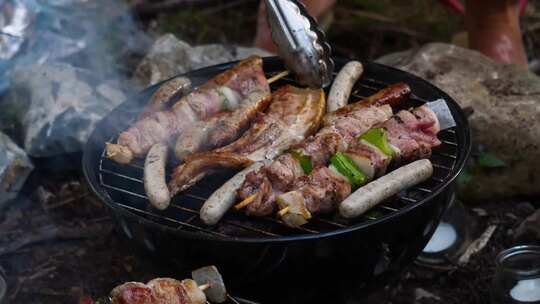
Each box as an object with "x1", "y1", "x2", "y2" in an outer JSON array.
[
  {"x1": 415, "y1": 288, "x2": 441, "y2": 302},
  {"x1": 377, "y1": 43, "x2": 540, "y2": 201},
  {"x1": 514, "y1": 209, "x2": 540, "y2": 242},
  {"x1": 5, "y1": 63, "x2": 127, "y2": 157},
  {"x1": 134, "y1": 34, "x2": 273, "y2": 87},
  {"x1": 0, "y1": 132, "x2": 33, "y2": 208}
]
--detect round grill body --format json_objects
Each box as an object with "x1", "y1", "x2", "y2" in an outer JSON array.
[{"x1": 83, "y1": 57, "x2": 470, "y2": 302}]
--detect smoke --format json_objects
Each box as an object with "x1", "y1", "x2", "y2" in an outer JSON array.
[
  {"x1": 1, "y1": 0, "x2": 150, "y2": 80},
  {"x1": 0, "y1": 0, "x2": 152, "y2": 158}
]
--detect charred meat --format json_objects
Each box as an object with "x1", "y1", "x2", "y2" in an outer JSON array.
[{"x1": 168, "y1": 85, "x2": 326, "y2": 195}]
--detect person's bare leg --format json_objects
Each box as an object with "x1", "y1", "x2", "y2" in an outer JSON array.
[
  {"x1": 465, "y1": 0, "x2": 527, "y2": 66},
  {"x1": 254, "y1": 0, "x2": 337, "y2": 52}
]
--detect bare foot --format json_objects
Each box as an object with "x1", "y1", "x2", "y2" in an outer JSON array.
[{"x1": 465, "y1": 0, "x2": 528, "y2": 67}]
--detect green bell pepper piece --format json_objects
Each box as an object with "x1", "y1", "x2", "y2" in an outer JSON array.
[
  {"x1": 330, "y1": 152, "x2": 368, "y2": 189},
  {"x1": 359, "y1": 128, "x2": 395, "y2": 158},
  {"x1": 289, "y1": 150, "x2": 313, "y2": 175}
]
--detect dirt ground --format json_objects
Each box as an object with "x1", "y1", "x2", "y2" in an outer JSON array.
[{"x1": 0, "y1": 168, "x2": 538, "y2": 304}]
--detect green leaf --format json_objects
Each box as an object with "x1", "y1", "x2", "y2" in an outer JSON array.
[
  {"x1": 478, "y1": 153, "x2": 506, "y2": 168},
  {"x1": 457, "y1": 169, "x2": 473, "y2": 186}
]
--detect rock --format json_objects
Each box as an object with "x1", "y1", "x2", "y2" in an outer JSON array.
[
  {"x1": 4, "y1": 63, "x2": 127, "y2": 158},
  {"x1": 377, "y1": 43, "x2": 540, "y2": 201},
  {"x1": 514, "y1": 209, "x2": 540, "y2": 242},
  {"x1": 415, "y1": 288, "x2": 441, "y2": 302},
  {"x1": 472, "y1": 208, "x2": 488, "y2": 217},
  {"x1": 515, "y1": 202, "x2": 535, "y2": 217},
  {"x1": 134, "y1": 33, "x2": 273, "y2": 87},
  {"x1": 0, "y1": 132, "x2": 33, "y2": 208}
]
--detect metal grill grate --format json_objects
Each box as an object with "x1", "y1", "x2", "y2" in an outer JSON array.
[{"x1": 97, "y1": 72, "x2": 459, "y2": 239}]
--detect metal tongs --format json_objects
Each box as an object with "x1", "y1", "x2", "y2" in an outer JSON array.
[{"x1": 265, "y1": 0, "x2": 334, "y2": 88}]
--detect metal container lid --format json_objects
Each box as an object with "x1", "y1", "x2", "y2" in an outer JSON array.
[{"x1": 265, "y1": 0, "x2": 334, "y2": 88}]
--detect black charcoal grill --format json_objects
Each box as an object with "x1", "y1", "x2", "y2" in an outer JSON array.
[{"x1": 83, "y1": 57, "x2": 471, "y2": 303}]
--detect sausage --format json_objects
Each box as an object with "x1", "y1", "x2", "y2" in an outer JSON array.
[
  {"x1": 200, "y1": 162, "x2": 266, "y2": 225},
  {"x1": 327, "y1": 61, "x2": 364, "y2": 112},
  {"x1": 339, "y1": 159, "x2": 433, "y2": 219},
  {"x1": 144, "y1": 143, "x2": 170, "y2": 210}
]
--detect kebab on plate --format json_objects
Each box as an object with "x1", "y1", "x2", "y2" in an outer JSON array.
[
  {"x1": 274, "y1": 105, "x2": 441, "y2": 227},
  {"x1": 106, "y1": 56, "x2": 272, "y2": 165}
]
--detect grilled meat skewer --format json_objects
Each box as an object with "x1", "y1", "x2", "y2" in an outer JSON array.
[
  {"x1": 276, "y1": 105, "x2": 441, "y2": 227},
  {"x1": 111, "y1": 278, "x2": 206, "y2": 304},
  {"x1": 106, "y1": 56, "x2": 271, "y2": 164},
  {"x1": 235, "y1": 83, "x2": 411, "y2": 218},
  {"x1": 110, "y1": 265, "x2": 228, "y2": 304},
  {"x1": 168, "y1": 85, "x2": 326, "y2": 196}
]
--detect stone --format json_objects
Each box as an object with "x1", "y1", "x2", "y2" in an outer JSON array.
[
  {"x1": 377, "y1": 43, "x2": 540, "y2": 201},
  {"x1": 133, "y1": 33, "x2": 273, "y2": 87},
  {"x1": 515, "y1": 202, "x2": 535, "y2": 217},
  {"x1": 514, "y1": 209, "x2": 540, "y2": 242},
  {"x1": 4, "y1": 63, "x2": 127, "y2": 158},
  {"x1": 0, "y1": 132, "x2": 33, "y2": 208},
  {"x1": 415, "y1": 288, "x2": 441, "y2": 302}
]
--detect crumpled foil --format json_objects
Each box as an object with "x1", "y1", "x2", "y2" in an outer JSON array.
[
  {"x1": 0, "y1": 0, "x2": 150, "y2": 158},
  {"x1": 0, "y1": 131, "x2": 33, "y2": 208},
  {"x1": 0, "y1": 0, "x2": 31, "y2": 60}
]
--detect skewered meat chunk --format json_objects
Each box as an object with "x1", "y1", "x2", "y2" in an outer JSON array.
[
  {"x1": 138, "y1": 77, "x2": 192, "y2": 120},
  {"x1": 110, "y1": 278, "x2": 206, "y2": 304}
]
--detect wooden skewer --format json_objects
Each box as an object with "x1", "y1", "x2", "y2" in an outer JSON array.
[
  {"x1": 267, "y1": 70, "x2": 290, "y2": 84},
  {"x1": 234, "y1": 193, "x2": 258, "y2": 210},
  {"x1": 227, "y1": 294, "x2": 240, "y2": 304},
  {"x1": 199, "y1": 283, "x2": 210, "y2": 291},
  {"x1": 278, "y1": 206, "x2": 290, "y2": 217}
]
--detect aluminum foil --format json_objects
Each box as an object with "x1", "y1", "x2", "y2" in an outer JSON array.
[
  {"x1": 0, "y1": 131, "x2": 33, "y2": 208},
  {"x1": 427, "y1": 99, "x2": 456, "y2": 130},
  {"x1": 0, "y1": 0, "x2": 149, "y2": 157}
]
